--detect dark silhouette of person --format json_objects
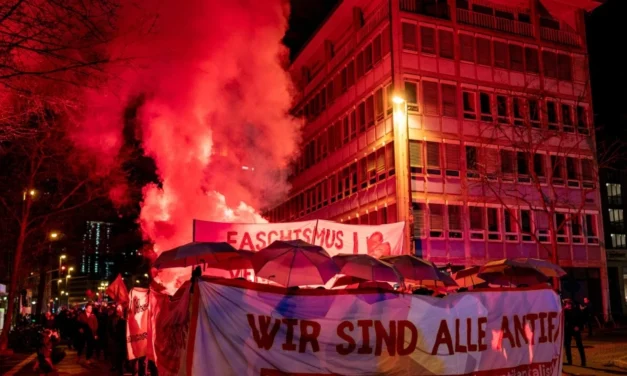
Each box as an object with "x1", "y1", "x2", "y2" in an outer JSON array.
[
  {"x1": 563, "y1": 299, "x2": 586, "y2": 367},
  {"x1": 580, "y1": 297, "x2": 593, "y2": 337}
]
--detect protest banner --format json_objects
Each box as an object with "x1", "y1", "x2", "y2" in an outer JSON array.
[
  {"x1": 193, "y1": 219, "x2": 406, "y2": 257},
  {"x1": 180, "y1": 279, "x2": 563, "y2": 375},
  {"x1": 127, "y1": 288, "x2": 150, "y2": 360}
]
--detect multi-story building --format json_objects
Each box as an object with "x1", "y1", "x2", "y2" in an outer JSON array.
[
  {"x1": 80, "y1": 221, "x2": 113, "y2": 278},
  {"x1": 588, "y1": 0, "x2": 627, "y2": 319},
  {"x1": 266, "y1": 0, "x2": 606, "y2": 314}
]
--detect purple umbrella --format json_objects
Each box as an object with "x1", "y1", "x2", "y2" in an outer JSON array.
[
  {"x1": 252, "y1": 240, "x2": 339, "y2": 287},
  {"x1": 332, "y1": 254, "x2": 403, "y2": 284}
]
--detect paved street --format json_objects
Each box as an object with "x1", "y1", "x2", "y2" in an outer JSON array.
[{"x1": 2, "y1": 330, "x2": 626, "y2": 375}]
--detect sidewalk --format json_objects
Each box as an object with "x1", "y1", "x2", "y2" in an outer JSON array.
[
  {"x1": 8, "y1": 348, "x2": 117, "y2": 376},
  {"x1": 562, "y1": 329, "x2": 627, "y2": 375}
]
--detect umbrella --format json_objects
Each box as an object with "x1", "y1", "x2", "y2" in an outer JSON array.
[
  {"x1": 406, "y1": 269, "x2": 458, "y2": 292},
  {"x1": 213, "y1": 250, "x2": 255, "y2": 270},
  {"x1": 332, "y1": 254, "x2": 403, "y2": 284},
  {"x1": 453, "y1": 266, "x2": 486, "y2": 288},
  {"x1": 380, "y1": 255, "x2": 439, "y2": 281},
  {"x1": 513, "y1": 258, "x2": 566, "y2": 278},
  {"x1": 153, "y1": 242, "x2": 239, "y2": 269},
  {"x1": 332, "y1": 275, "x2": 394, "y2": 291},
  {"x1": 478, "y1": 259, "x2": 550, "y2": 286},
  {"x1": 252, "y1": 240, "x2": 339, "y2": 287}
]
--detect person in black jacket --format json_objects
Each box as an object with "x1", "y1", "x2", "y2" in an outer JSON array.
[{"x1": 563, "y1": 299, "x2": 586, "y2": 367}]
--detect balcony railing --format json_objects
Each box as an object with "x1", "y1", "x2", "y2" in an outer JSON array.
[
  {"x1": 540, "y1": 27, "x2": 582, "y2": 47},
  {"x1": 400, "y1": 0, "x2": 450, "y2": 20},
  {"x1": 457, "y1": 8, "x2": 533, "y2": 38}
]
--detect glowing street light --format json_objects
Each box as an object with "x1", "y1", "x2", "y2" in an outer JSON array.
[
  {"x1": 49, "y1": 232, "x2": 59, "y2": 240},
  {"x1": 69, "y1": 267, "x2": 74, "y2": 272},
  {"x1": 392, "y1": 96, "x2": 406, "y2": 104},
  {"x1": 60, "y1": 255, "x2": 66, "y2": 260}
]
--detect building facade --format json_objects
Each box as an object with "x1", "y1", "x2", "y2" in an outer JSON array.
[{"x1": 266, "y1": 0, "x2": 607, "y2": 314}]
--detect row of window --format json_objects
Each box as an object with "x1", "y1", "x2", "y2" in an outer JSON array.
[
  {"x1": 300, "y1": 27, "x2": 391, "y2": 122},
  {"x1": 277, "y1": 143, "x2": 395, "y2": 221},
  {"x1": 297, "y1": 83, "x2": 393, "y2": 173},
  {"x1": 409, "y1": 141, "x2": 595, "y2": 187},
  {"x1": 607, "y1": 183, "x2": 622, "y2": 206},
  {"x1": 412, "y1": 203, "x2": 599, "y2": 244},
  {"x1": 404, "y1": 80, "x2": 589, "y2": 134},
  {"x1": 401, "y1": 23, "x2": 577, "y2": 81}
]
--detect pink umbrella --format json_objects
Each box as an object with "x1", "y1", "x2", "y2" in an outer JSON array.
[
  {"x1": 332, "y1": 254, "x2": 403, "y2": 284},
  {"x1": 478, "y1": 259, "x2": 550, "y2": 286},
  {"x1": 332, "y1": 275, "x2": 394, "y2": 291},
  {"x1": 380, "y1": 255, "x2": 440, "y2": 281},
  {"x1": 252, "y1": 240, "x2": 339, "y2": 287}
]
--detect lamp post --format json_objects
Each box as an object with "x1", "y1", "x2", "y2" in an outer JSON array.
[{"x1": 392, "y1": 95, "x2": 414, "y2": 254}]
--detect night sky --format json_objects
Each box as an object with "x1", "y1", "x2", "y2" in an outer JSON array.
[{"x1": 284, "y1": 0, "x2": 339, "y2": 61}]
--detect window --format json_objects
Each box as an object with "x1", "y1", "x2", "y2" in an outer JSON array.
[
  {"x1": 441, "y1": 84, "x2": 457, "y2": 117},
  {"x1": 350, "y1": 110, "x2": 357, "y2": 138},
  {"x1": 525, "y1": 47, "x2": 539, "y2": 73},
  {"x1": 385, "y1": 142, "x2": 395, "y2": 176},
  {"x1": 493, "y1": 41, "x2": 508, "y2": 69},
  {"x1": 504, "y1": 210, "x2": 518, "y2": 241},
  {"x1": 555, "y1": 213, "x2": 568, "y2": 243},
  {"x1": 421, "y1": 26, "x2": 435, "y2": 54},
  {"x1": 607, "y1": 183, "x2": 622, "y2": 205},
  {"x1": 423, "y1": 81, "x2": 439, "y2": 115},
  {"x1": 358, "y1": 102, "x2": 366, "y2": 132},
  {"x1": 571, "y1": 214, "x2": 583, "y2": 243},
  {"x1": 356, "y1": 52, "x2": 364, "y2": 78},
  {"x1": 412, "y1": 203, "x2": 426, "y2": 238},
  {"x1": 469, "y1": 206, "x2": 485, "y2": 239},
  {"x1": 566, "y1": 157, "x2": 579, "y2": 187},
  {"x1": 487, "y1": 207, "x2": 500, "y2": 240},
  {"x1": 375, "y1": 88, "x2": 384, "y2": 120},
  {"x1": 463, "y1": 91, "x2": 476, "y2": 119},
  {"x1": 513, "y1": 97, "x2": 524, "y2": 125},
  {"x1": 402, "y1": 23, "x2": 417, "y2": 50},
  {"x1": 347, "y1": 61, "x2": 355, "y2": 87},
  {"x1": 577, "y1": 106, "x2": 588, "y2": 134},
  {"x1": 438, "y1": 30, "x2": 454, "y2": 59},
  {"x1": 460, "y1": 34, "x2": 474, "y2": 62},
  {"x1": 509, "y1": 44, "x2": 524, "y2": 71},
  {"x1": 500, "y1": 149, "x2": 515, "y2": 177},
  {"x1": 366, "y1": 153, "x2": 376, "y2": 185},
  {"x1": 405, "y1": 81, "x2": 418, "y2": 111},
  {"x1": 466, "y1": 146, "x2": 478, "y2": 177},
  {"x1": 609, "y1": 209, "x2": 624, "y2": 226},
  {"x1": 366, "y1": 95, "x2": 374, "y2": 128},
  {"x1": 562, "y1": 104, "x2": 574, "y2": 132},
  {"x1": 445, "y1": 143, "x2": 460, "y2": 177},
  {"x1": 517, "y1": 152, "x2": 529, "y2": 181},
  {"x1": 340, "y1": 67, "x2": 348, "y2": 93},
  {"x1": 551, "y1": 156, "x2": 564, "y2": 185},
  {"x1": 521, "y1": 209, "x2": 532, "y2": 241},
  {"x1": 341, "y1": 117, "x2": 349, "y2": 145},
  {"x1": 585, "y1": 214, "x2": 598, "y2": 243},
  {"x1": 484, "y1": 148, "x2": 499, "y2": 180},
  {"x1": 497, "y1": 95, "x2": 509, "y2": 123},
  {"x1": 409, "y1": 140, "x2": 424, "y2": 175},
  {"x1": 364, "y1": 44, "x2": 373, "y2": 72},
  {"x1": 557, "y1": 54, "x2": 572, "y2": 81},
  {"x1": 448, "y1": 205, "x2": 463, "y2": 238},
  {"x1": 529, "y1": 99, "x2": 540, "y2": 128},
  {"x1": 479, "y1": 92, "x2": 492, "y2": 121},
  {"x1": 547, "y1": 101, "x2": 558, "y2": 130},
  {"x1": 581, "y1": 159, "x2": 594, "y2": 188},
  {"x1": 381, "y1": 26, "x2": 390, "y2": 57},
  {"x1": 476, "y1": 38, "x2": 492, "y2": 65},
  {"x1": 376, "y1": 148, "x2": 385, "y2": 181},
  {"x1": 542, "y1": 51, "x2": 558, "y2": 78},
  {"x1": 426, "y1": 142, "x2": 441, "y2": 175},
  {"x1": 533, "y1": 154, "x2": 546, "y2": 183},
  {"x1": 373, "y1": 35, "x2": 382, "y2": 64},
  {"x1": 429, "y1": 204, "x2": 444, "y2": 237},
  {"x1": 535, "y1": 211, "x2": 550, "y2": 242},
  {"x1": 611, "y1": 234, "x2": 626, "y2": 248}
]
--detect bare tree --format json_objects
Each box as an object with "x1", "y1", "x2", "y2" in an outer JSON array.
[
  {"x1": 465, "y1": 78, "x2": 623, "y2": 285},
  {"x1": 0, "y1": 119, "x2": 111, "y2": 350}
]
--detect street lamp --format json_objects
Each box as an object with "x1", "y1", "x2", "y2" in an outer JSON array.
[
  {"x1": 49, "y1": 232, "x2": 59, "y2": 240},
  {"x1": 392, "y1": 96, "x2": 406, "y2": 104}
]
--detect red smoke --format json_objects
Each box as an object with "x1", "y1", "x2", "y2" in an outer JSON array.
[{"x1": 76, "y1": 0, "x2": 299, "y2": 260}]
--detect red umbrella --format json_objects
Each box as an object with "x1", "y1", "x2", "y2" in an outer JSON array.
[
  {"x1": 332, "y1": 254, "x2": 403, "y2": 284},
  {"x1": 380, "y1": 255, "x2": 439, "y2": 281},
  {"x1": 252, "y1": 240, "x2": 339, "y2": 287},
  {"x1": 153, "y1": 242, "x2": 239, "y2": 269},
  {"x1": 478, "y1": 259, "x2": 550, "y2": 286}
]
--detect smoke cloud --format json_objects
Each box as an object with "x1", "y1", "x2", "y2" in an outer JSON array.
[{"x1": 77, "y1": 0, "x2": 299, "y2": 255}]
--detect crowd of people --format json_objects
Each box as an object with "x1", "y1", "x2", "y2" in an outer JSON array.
[{"x1": 34, "y1": 302, "x2": 129, "y2": 375}]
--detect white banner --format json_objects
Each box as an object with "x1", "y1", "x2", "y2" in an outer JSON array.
[
  {"x1": 187, "y1": 280, "x2": 563, "y2": 376},
  {"x1": 127, "y1": 288, "x2": 149, "y2": 360},
  {"x1": 193, "y1": 219, "x2": 406, "y2": 257}
]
